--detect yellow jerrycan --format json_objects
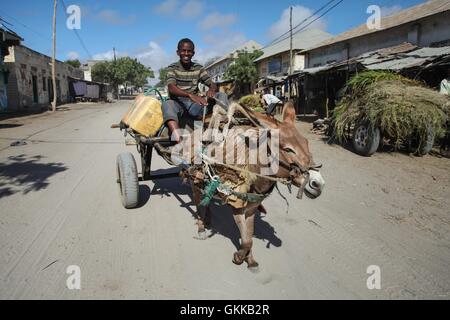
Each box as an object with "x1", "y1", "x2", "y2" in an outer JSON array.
[{"x1": 121, "y1": 93, "x2": 163, "y2": 137}]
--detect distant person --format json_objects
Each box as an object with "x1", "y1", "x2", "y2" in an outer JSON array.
[
  {"x1": 261, "y1": 93, "x2": 282, "y2": 116},
  {"x1": 161, "y1": 38, "x2": 228, "y2": 143},
  {"x1": 439, "y1": 69, "x2": 450, "y2": 96}
]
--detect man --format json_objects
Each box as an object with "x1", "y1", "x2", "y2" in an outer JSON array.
[
  {"x1": 261, "y1": 93, "x2": 282, "y2": 116},
  {"x1": 439, "y1": 69, "x2": 450, "y2": 96},
  {"x1": 162, "y1": 38, "x2": 227, "y2": 142}
]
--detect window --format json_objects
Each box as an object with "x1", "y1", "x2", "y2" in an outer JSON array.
[
  {"x1": 268, "y1": 58, "x2": 281, "y2": 74},
  {"x1": 42, "y1": 77, "x2": 46, "y2": 91}
]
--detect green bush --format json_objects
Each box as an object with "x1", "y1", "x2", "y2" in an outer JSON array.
[{"x1": 239, "y1": 94, "x2": 264, "y2": 112}]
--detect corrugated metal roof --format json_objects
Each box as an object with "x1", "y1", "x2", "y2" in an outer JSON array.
[
  {"x1": 302, "y1": 0, "x2": 450, "y2": 53},
  {"x1": 254, "y1": 28, "x2": 333, "y2": 62},
  {"x1": 297, "y1": 43, "x2": 450, "y2": 74}
]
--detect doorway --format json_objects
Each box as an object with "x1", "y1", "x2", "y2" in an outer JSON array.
[{"x1": 32, "y1": 75, "x2": 38, "y2": 103}]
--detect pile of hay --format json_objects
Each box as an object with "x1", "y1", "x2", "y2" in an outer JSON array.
[
  {"x1": 332, "y1": 71, "x2": 450, "y2": 148},
  {"x1": 239, "y1": 94, "x2": 265, "y2": 113}
]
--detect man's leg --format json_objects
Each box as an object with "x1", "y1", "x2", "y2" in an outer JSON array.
[
  {"x1": 266, "y1": 103, "x2": 277, "y2": 116},
  {"x1": 162, "y1": 99, "x2": 182, "y2": 142}
]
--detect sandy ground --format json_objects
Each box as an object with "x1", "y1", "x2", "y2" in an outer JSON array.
[{"x1": 0, "y1": 100, "x2": 449, "y2": 299}]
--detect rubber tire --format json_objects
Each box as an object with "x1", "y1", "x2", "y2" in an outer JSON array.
[
  {"x1": 352, "y1": 121, "x2": 381, "y2": 157},
  {"x1": 116, "y1": 152, "x2": 139, "y2": 209}
]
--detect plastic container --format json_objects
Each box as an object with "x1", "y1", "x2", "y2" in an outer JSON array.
[{"x1": 121, "y1": 94, "x2": 163, "y2": 137}]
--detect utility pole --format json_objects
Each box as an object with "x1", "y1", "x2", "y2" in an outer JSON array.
[
  {"x1": 51, "y1": 0, "x2": 57, "y2": 112},
  {"x1": 113, "y1": 47, "x2": 119, "y2": 100},
  {"x1": 288, "y1": 6, "x2": 293, "y2": 100}
]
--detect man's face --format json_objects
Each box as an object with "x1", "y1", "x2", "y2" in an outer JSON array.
[{"x1": 177, "y1": 42, "x2": 194, "y2": 65}]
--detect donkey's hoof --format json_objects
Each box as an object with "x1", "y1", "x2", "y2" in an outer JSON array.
[
  {"x1": 232, "y1": 252, "x2": 245, "y2": 265},
  {"x1": 194, "y1": 231, "x2": 207, "y2": 240},
  {"x1": 248, "y1": 265, "x2": 260, "y2": 273}
]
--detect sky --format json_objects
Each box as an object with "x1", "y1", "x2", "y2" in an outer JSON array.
[{"x1": 0, "y1": 0, "x2": 426, "y2": 82}]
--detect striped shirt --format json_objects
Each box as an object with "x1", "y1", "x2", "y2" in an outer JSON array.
[{"x1": 166, "y1": 61, "x2": 211, "y2": 97}]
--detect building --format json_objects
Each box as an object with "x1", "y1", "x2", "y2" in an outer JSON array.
[
  {"x1": 205, "y1": 40, "x2": 262, "y2": 84},
  {"x1": 0, "y1": 27, "x2": 22, "y2": 111},
  {"x1": 254, "y1": 28, "x2": 332, "y2": 97},
  {"x1": 4, "y1": 45, "x2": 84, "y2": 112},
  {"x1": 81, "y1": 59, "x2": 104, "y2": 82},
  {"x1": 302, "y1": 0, "x2": 450, "y2": 68}
]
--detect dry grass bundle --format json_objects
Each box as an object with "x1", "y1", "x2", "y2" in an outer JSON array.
[{"x1": 333, "y1": 71, "x2": 449, "y2": 148}]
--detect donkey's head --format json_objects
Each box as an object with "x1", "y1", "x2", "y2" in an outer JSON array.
[{"x1": 244, "y1": 101, "x2": 325, "y2": 199}]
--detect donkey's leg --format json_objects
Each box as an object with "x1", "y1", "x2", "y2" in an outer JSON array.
[
  {"x1": 191, "y1": 183, "x2": 210, "y2": 240},
  {"x1": 243, "y1": 207, "x2": 259, "y2": 270},
  {"x1": 232, "y1": 207, "x2": 252, "y2": 265}
]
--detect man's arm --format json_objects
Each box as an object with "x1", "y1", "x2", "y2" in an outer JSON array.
[
  {"x1": 205, "y1": 82, "x2": 217, "y2": 98},
  {"x1": 167, "y1": 83, "x2": 207, "y2": 106},
  {"x1": 199, "y1": 67, "x2": 216, "y2": 98}
]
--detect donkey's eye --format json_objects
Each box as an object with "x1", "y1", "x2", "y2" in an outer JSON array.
[{"x1": 283, "y1": 147, "x2": 295, "y2": 154}]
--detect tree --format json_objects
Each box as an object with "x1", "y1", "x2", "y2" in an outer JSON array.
[
  {"x1": 91, "y1": 57, "x2": 154, "y2": 97},
  {"x1": 65, "y1": 59, "x2": 81, "y2": 68},
  {"x1": 224, "y1": 49, "x2": 263, "y2": 95},
  {"x1": 155, "y1": 67, "x2": 169, "y2": 87}
]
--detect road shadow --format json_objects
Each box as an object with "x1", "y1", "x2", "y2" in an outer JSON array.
[
  {"x1": 148, "y1": 171, "x2": 282, "y2": 250},
  {"x1": 136, "y1": 184, "x2": 151, "y2": 208},
  {"x1": 0, "y1": 123, "x2": 24, "y2": 129},
  {"x1": 0, "y1": 154, "x2": 68, "y2": 199}
]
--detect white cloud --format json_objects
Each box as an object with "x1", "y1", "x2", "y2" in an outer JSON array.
[
  {"x1": 92, "y1": 50, "x2": 128, "y2": 61},
  {"x1": 380, "y1": 5, "x2": 402, "y2": 17},
  {"x1": 67, "y1": 51, "x2": 79, "y2": 60},
  {"x1": 134, "y1": 41, "x2": 177, "y2": 85},
  {"x1": 267, "y1": 5, "x2": 327, "y2": 40},
  {"x1": 96, "y1": 9, "x2": 136, "y2": 25},
  {"x1": 199, "y1": 12, "x2": 237, "y2": 30},
  {"x1": 181, "y1": 0, "x2": 204, "y2": 19},
  {"x1": 195, "y1": 31, "x2": 247, "y2": 64},
  {"x1": 154, "y1": 0, "x2": 180, "y2": 15}
]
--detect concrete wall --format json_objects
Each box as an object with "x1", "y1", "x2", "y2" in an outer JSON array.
[
  {"x1": 4, "y1": 45, "x2": 83, "y2": 111},
  {"x1": 206, "y1": 58, "x2": 231, "y2": 83},
  {"x1": 257, "y1": 50, "x2": 306, "y2": 78},
  {"x1": 305, "y1": 11, "x2": 450, "y2": 68}
]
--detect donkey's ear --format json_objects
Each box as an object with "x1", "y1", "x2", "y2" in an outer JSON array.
[
  {"x1": 232, "y1": 102, "x2": 278, "y2": 129},
  {"x1": 282, "y1": 102, "x2": 296, "y2": 124}
]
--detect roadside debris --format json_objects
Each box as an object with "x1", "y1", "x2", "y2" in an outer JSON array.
[{"x1": 10, "y1": 140, "x2": 27, "y2": 147}]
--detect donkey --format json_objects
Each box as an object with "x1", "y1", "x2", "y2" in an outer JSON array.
[{"x1": 186, "y1": 101, "x2": 325, "y2": 271}]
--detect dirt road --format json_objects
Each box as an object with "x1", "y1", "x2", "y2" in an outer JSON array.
[{"x1": 0, "y1": 101, "x2": 448, "y2": 299}]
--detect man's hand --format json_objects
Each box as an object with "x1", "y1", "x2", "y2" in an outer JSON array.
[
  {"x1": 188, "y1": 94, "x2": 208, "y2": 106},
  {"x1": 205, "y1": 88, "x2": 216, "y2": 99}
]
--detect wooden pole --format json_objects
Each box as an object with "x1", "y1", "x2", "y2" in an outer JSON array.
[
  {"x1": 288, "y1": 6, "x2": 293, "y2": 100},
  {"x1": 51, "y1": 0, "x2": 57, "y2": 112}
]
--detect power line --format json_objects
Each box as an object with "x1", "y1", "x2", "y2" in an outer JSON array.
[
  {"x1": 263, "y1": 0, "x2": 338, "y2": 50},
  {"x1": 59, "y1": 0, "x2": 93, "y2": 59},
  {"x1": 0, "y1": 9, "x2": 50, "y2": 41},
  {"x1": 264, "y1": 0, "x2": 344, "y2": 49}
]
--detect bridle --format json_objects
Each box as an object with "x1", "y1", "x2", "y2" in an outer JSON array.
[{"x1": 278, "y1": 157, "x2": 322, "y2": 199}]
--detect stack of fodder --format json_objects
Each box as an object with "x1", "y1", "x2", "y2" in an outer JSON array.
[
  {"x1": 239, "y1": 94, "x2": 265, "y2": 113},
  {"x1": 332, "y1": 71, "x2": 450, "y2": 148}
]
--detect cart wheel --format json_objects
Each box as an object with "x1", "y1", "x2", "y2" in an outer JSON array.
[{"x1": 116, "y1": 152, "x2": 139, "y2": 208}]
